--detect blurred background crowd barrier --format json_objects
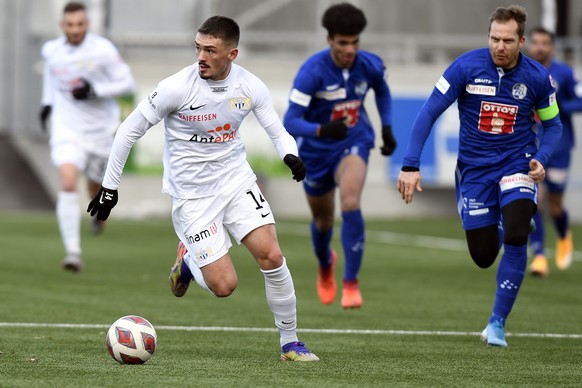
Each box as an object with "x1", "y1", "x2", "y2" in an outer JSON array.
[{"x1": 1, "y1": 0, "x2": 581, "y2": 220}]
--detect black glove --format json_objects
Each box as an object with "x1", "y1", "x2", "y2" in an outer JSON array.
[
  {"x1": 318, "y1": 118, "x2": 348, "y2": 140},
  {"x1": 87, "y1": 186, "x2": 118, "y2": 221},
  {"x1": 39, "y1": 105, "x2": 51, "y2": 132},
  {"x1": 380, "y1": 125, "x2": 397, "y2": 156},
  {"x1": 283, "y1": 154, "x2": 306, "y2": 182},
  {"x1": 71, "y1": 78, "x2": 95, "y2": 100}
]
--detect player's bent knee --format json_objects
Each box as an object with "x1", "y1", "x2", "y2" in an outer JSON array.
[
  {"x1": 469, "y1": 252, "x2": 497, "y2": 269},
  {"x1": 256, "y1": 249, "x2": 284, "y2": 270},
  {"x1": 339, "y1": 192, "x2": 361, "y2": 212},
  {"x1": 209, "y1": 279, "x2": 237, "y2": 298},
  {"x1": 313, "y1": 216, "x2": 334, "y2": 231}
]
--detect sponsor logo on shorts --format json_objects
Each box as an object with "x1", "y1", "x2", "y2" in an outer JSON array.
[
  {"x1": 478, "y1": 101, "x2": 518, "y2": 134},
  {"x1": 468, "y1": 208, "x2": 489, "y2": 216},
  {"x1": 499, "y1": 173, "x2": 535, "y2": 192},
  {"x1": 195, "y1": 247, "x2": 214, "y2": 262},
  {"x1": 186, "y1": 222, "x2": 218, "y2": 244}
]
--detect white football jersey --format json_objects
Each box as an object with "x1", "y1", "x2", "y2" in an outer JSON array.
[
  {"x1": 41, "y1": 33, "x2": 135, "y2": 152},
  {"x1": 137, "y1": 63, "x2": 290, "y2": 199}
]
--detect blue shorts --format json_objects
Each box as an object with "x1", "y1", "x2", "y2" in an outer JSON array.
[
  {"x1": 300, "y1": 142, "x2": 371, "y2": 196},
  {"x1": 455, "y1": 157, "x2": 538, "y2": 231},
  {"x1": 545, "y1": 146, "x2": 571, "y2": 193}
]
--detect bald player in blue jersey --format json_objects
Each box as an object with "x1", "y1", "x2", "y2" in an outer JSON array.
[
  {"x1": 284, "y1": 3, "x2": 395, "y2": 308},
  {"x1": 398, "y1": 5, "x2": 562, "y2": 347},
  {"x1": 527, "y1": 26, "x2": 581, "y2": 277}
]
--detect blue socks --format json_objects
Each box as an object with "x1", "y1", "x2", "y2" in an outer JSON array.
[
  {"x1": 553, "y1": 210, "x2": 569, "y2": 239},
  {"x1": 529, "y1": 211, "x2": 545, "y2": 255},
  {"x1": 310, "y1": 221, "x2": 333, "y2": 268},
  {"x1": 491, "y1": 243, "x2": 527, "y2": 322},
  {"x1": 341, "y1": 209, "x2": 365, "y2": 282}
]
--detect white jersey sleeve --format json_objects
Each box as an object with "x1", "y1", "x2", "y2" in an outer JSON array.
[
  {"x1": 102, "y1": 109, "x2": 153, "y2": 190},
  {"x1": 90, "y1": 40, "x2": 135, "y2": 98},
  {"x1": 251, "y1": 78, "x2": 299, "y2": 158},
  {"x1": 138, "y1": 77, "x2": 185, "y2": 126},
  {"x1": 40, "y1": 41, "x2": 57, "y2": 106}
]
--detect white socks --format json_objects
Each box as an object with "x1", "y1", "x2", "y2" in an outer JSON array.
[
  {"x1": 261, "y1": 259, "x2": 299, "y2": 347},
  {"x1": 56, "y1": 191, "x2": 81, "y2": 256}
]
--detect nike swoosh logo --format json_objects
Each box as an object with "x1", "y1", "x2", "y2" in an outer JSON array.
[
  {"x1": 261, "y1": 212, "x2": 271, "y2": 218},
  {"x1": 281, "y1": 320, "x2": 294, "y2": 325},
  {"x1": 99, "y1": 191, "x2": 106, "y2": 204},
  {"x1": 190, "y1": 104, "x2": 206, "y2": 110}
]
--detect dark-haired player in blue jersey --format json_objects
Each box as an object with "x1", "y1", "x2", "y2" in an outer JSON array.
[
  {"x1": 398, "y1": 5, "x2": 562, "y2": 347},
  {"x1": 527, "y1": 26, "x2": 581, "y2": 277},
  {"x1": 284, "y1": 2, "x2": 396, "y2": 309}
]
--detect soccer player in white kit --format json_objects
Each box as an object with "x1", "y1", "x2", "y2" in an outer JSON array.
[
  {"x1": 39, "y1": 2, "x2": 135, "y2": 272},
  {"x1": 87, "y1": 16, "x2": 319, "y2": 361}
]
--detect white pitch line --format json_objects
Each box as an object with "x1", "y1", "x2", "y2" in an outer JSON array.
[
  {"x1": 276, "y1": 222, "x2": 582, "y2": 261},
  {"x1": 1, "y1": 322, "x2": 581, "y2": 339}
]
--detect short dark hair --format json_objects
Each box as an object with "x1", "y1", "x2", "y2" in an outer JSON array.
[
  {"x1": 197, "y1": 16, "x2": 240, "y2": 47},
  {"x1": 322, "y1": 3, "x2": 367, "y2": 38},
  {"x1": 528, "y1": 26, "x2": 555, "y2": 43},
  {"x1": 489, "y1": 5, "x2": 527, "y2": 38},
  {"x1": 64, "y1": 1, "x2": 86, "y2": 14}
]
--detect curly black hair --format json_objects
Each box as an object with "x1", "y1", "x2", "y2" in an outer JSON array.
[{"x1": 321, "y1": 3, "x2": 367, "y2": 38}]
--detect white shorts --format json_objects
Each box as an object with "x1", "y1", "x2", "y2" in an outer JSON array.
[
  {"x1": 171, "y1": 182, "x2": 275, "y2": 268},
  {"x1": 50, "y1": 137, "x2": 112, "y2": 183}
]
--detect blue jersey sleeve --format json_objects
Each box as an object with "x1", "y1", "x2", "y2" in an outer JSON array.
[
  {"x1": 402, "y1": 60, "x2": 465, "y2": 168},
  {"x1": 534, "y1": 73, "x2": 562, "y2": 167},
  {"x1": 283, "y1": 67, "x2": 320, "y2": 138},
  {"x1": 371, "y1": 65, "x2": 392, "y2": 126}
]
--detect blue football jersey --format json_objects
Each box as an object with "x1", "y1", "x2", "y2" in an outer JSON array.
[
  {"x1": 284, "y1": 49, "x2": 392, "y2": 157},
  {"x1": 403, "y1": 48, "x2": 561, "y2": 169}
]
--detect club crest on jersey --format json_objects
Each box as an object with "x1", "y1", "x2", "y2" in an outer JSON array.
[
  {"x1": 512, "y1": 83, "x2": 528, "y2": 100},
  {"x1": 230, "y1": 97, "x2": 251, "y2": 110},
  {"x1": 354, "y1": 81, "x2": 368, "y2": 96},
  {"x1": 478, "y1": 101, "x2": 518, "y2": 134}
]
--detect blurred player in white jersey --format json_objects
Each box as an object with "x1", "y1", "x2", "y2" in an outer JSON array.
[
  {"x1": 87, "y1": 16, "x2": 319, "y2": 362},
  {"x1": 40, "y1": 2, "x2": 135, "y2": 272}
]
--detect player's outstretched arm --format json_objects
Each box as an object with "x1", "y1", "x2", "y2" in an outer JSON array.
[{"x1": 87, "y1": 109, "x2": 153, "y2": 219}]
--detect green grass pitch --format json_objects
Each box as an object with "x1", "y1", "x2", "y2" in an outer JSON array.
[{"x1": 0, "y1": 213, "x2": 581, "y2": 387}]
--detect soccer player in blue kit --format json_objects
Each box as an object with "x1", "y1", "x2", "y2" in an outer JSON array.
[
  {"x1": 398, "y1": 5, "x2": 562, "y2": 347},
  {"x1": 284, "y1": 3, "x2": 396, "y2": 308},
  {"x1": 527, "y1": 27, "x2": 581, "y2": 277}
]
